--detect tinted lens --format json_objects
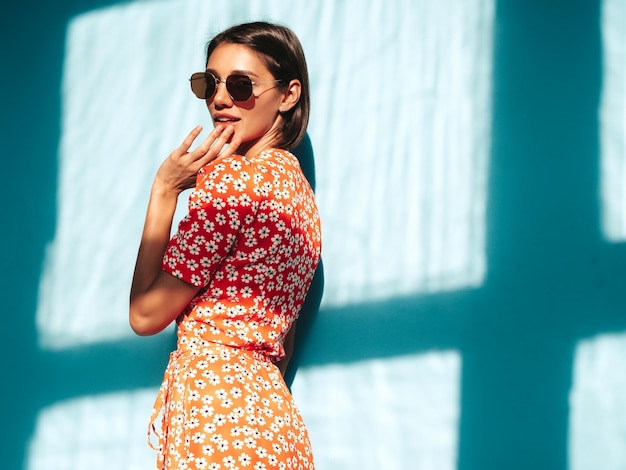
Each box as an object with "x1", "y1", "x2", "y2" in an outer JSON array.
[
  {"x1": 226, "y1": 74, "x2": 254, "y2": 101},
  {"x1": 189, "y1": 72, "x2": 216, "y2": 99}
]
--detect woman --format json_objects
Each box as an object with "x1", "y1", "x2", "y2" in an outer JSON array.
[{"x1": 129, "y1": 21, "x2": 321, "y2": 469}]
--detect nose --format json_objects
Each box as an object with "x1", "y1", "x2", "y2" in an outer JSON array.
[{"x1": 211, "y1": 79, "x2": 232, "y2": 108}]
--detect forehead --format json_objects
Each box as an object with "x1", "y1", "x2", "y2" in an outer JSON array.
[{"x1": 206, "y1": 43, "x2": 269, "y2": 76}]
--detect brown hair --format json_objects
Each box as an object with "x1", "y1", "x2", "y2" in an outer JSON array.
[{"x1": 206, "y1": 22, "x2": 310, "y2": 149}]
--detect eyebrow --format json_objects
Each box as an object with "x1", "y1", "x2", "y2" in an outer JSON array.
[{"x1": 205, "y1": 68, "x2": 260, "y2": 79}]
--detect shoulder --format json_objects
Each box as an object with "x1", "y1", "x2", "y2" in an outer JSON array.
[
  {"x1": 251, "y1": 149, "x2": 305, "y2": 179},
  {"x1": 195, "y1": 150, "x2": 292, "y2": 177},
  {"x1": 259, "y1": 148, "x2": 299, "y2": 166},
  {"x1": 195, "y1": 149, "x2": 304, "y2": 194},
  {"x1": 198, "y1": 155, "x2": 252, "y2": 178}
]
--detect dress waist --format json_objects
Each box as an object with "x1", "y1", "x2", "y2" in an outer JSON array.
[{"x1": 175, "y1": 335, "x2": 276, "y2": 362}]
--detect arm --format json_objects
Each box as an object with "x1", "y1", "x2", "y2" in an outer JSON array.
[{"x1": 129, "y1": 125, "x2": 239, "y2": 336}]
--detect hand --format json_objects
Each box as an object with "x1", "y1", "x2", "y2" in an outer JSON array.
[{"x1": 153, "y1": 124, "x2": 241, "y2": 194}]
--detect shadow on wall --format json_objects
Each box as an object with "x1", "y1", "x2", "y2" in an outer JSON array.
[{"x1": 2, "y1": 1, "x2": 626, "y2": 470}]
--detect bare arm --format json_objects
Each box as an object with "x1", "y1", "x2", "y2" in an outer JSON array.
[{"x1": 129, "y1": 124, "x2": 240, "y2": 335}]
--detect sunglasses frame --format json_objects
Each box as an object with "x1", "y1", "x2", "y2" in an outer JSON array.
[{"x1": 189, "y1": 72, "x2": 284, "y2": 102}]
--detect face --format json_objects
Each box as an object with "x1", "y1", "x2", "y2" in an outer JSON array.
[{"x1": 205, "y1": 43, "x2": 291, "y2": 157}]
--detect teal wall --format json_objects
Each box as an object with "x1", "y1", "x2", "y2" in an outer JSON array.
[
  {"x1": 2, "y1": 0, "x2": 625, "y2": 469},
  {"x1": 1, "y1": 2, "x2": 172, "y2": 468}
]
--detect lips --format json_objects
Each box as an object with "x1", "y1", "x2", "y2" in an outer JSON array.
[{"x1": 213, "y1": 114, "x2": 240, "y2": 123}]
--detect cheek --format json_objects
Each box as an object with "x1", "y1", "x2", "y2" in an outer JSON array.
[{"x1": 243, "y1": 107, "x2": 279, "y2": 132}]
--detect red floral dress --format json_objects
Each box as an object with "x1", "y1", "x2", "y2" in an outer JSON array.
[{"x1": 148, "y1": 149, "x2": 321, "y2": 469}]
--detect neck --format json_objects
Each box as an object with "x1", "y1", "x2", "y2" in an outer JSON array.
[{"x1": 239, "y1": 118, "x2": 283, "y2": 157}]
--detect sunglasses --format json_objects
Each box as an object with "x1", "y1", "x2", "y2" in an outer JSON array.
[{"x1": 189, "y1": 72, "x2": 284, "y2": 102}]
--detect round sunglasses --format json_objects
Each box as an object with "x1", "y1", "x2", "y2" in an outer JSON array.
[{"x1": 189, "y1": 72, "x2": 284, "y2": 102}]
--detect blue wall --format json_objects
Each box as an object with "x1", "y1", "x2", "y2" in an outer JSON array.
[{"x1": 2, "y1": 0, "x2": 625, "y2": 469}]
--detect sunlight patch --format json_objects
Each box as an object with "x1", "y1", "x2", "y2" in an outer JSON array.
[
  {"x1": 292, "y1": 351, "x2": 461, "y2": 469},
  {"x1": 600, "y1": 0, "x2": 626, "y2": 241},
  {"x1": 36, "y1": 0, "x2": 493, "y2": 349},
  {"x1": 569, "y1": 331, "x2": 626, "y2": 470},
  {"x1": 27, "y1": 389, "x2": 157, "y2": 470}
]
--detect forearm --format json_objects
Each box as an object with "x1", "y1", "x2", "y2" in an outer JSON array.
[
  {"x1": 130, "y1": 186, "x2": 179, "y2": 299},
  {"x1": 129, "y1": 185, "x2": 185, "y2": 336}
]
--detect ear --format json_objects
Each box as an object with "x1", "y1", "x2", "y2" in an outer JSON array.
[{"x1": 279, "y1": 79, "x2": 301, "y2": 113}]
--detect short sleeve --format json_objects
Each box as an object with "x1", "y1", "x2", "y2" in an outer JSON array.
[{"x1": 161, "y1": 157, "x2": 257, "y2": 287}]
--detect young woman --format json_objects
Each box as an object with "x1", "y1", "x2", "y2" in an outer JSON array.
[{"x1": 129, "y1": 21, "x2": 321, "y2": 469}]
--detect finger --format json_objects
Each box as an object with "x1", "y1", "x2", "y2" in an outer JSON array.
[
  {"x1": 213, "y1": 125, "x2": 236, "y2": 149},
  {"x1": 218, "y1": 134, "x2": 242, "y2": 159},
  {"x1": 194, "y1": 126, "x2": 236, "y2": 166},
  {"x1": 175, "y1": 125, "x2": 203, "y2": 155},
  {"x1": 190, "y1": 124, "x2": 226, "y2": 156}
]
